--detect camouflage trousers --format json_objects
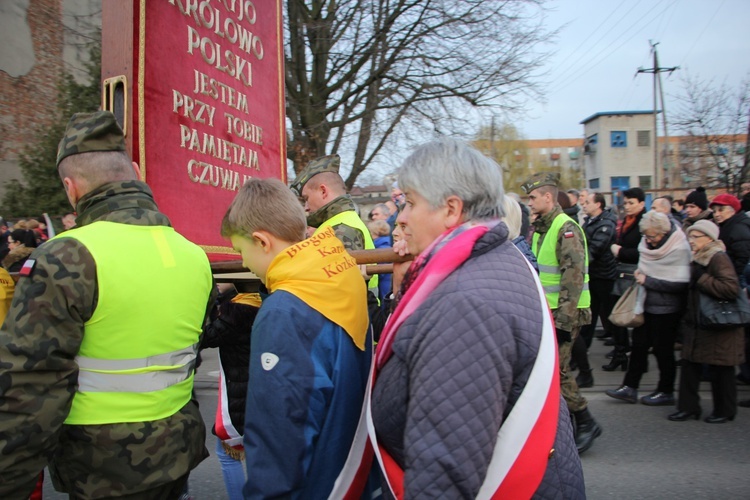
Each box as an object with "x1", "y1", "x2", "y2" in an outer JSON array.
[{"x1": 559, "y1": 326, "x2": 588, "y2": 412}]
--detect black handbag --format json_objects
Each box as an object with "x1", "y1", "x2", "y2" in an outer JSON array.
[{"x1": 697, "y1": 290, "x2": 750, "y2": 329}]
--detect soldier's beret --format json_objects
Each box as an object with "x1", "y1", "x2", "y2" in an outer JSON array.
[
  {"x1": 290, "y1": 155, "x2": 341, "y2": 196},
  {"x1": 56, "y1": 111, "x2": 126, "y2": 168},
  {"x1": 521, "y1": 172, "x2": 561, "y2": 194}
]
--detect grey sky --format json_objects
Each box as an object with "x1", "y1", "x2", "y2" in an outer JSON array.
[{"x1": 519, "y1": 0, "x2": 750, "y2": 139}]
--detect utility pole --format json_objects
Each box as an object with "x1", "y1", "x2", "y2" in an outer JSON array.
[{"x1": 637, "y1": 41, "x2": 678, "y2": 189}]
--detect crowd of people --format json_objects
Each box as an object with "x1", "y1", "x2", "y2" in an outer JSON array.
[{"x1": 0, "y1": 108, "x2": 747, "y2": 499}]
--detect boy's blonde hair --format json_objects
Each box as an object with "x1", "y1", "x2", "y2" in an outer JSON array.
[
  {"x1": 221, "y1": 178, "x2": 307, "y2": 243},
  {"x1": 367, "y1": 219, "x2": 391, "y2": 238}
]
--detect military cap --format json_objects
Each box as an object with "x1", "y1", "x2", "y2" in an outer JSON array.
[
  {"x1": 290, "y1": 154, "x2": 341, "y2": 196},
  {"x1": 56, "y1": 110, "x2": 126, "y2": 167},
  {"x1": 520, "y1": 172, "x2": 560, "y2": 194}
]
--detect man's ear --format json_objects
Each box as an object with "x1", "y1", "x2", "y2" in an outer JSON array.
[
  {"x1": 62, "y1": 177, "x2": 81, "y2": 208},
  {"x1": 251, "y1": 231, "x2": 273, "y2": 253},
  {"x1": 319, "y1": 183, "x2": 329, "y2": 200},
  {"x1": 443, "y1": 195, "x2": 465, "y2": 228},
  {"x1": 132, "y1": 162, "x2": 142, "y2": 180}
]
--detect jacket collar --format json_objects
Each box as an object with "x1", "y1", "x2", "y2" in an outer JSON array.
[
  {"x1": 533, "y1": 206, "x2": 564, "y2": 235},
  {"x1": 74, "y1": 180, "x2": 171, "y2": 227},
  {"x1": 306, "y1": 194, "x2": 358, "y2": 228}
]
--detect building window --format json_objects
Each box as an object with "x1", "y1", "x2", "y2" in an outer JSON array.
[
  {"x1": 539, "y1": 148, "x2": 547, "y2": 155},
  {"x1": 589, "y1": 178, "x2": 600, "y2": 189},
  {"x1": 611, "y1": 176, "x2": 630, "y2": 191},
  {"x1": 637, "y1": 130, "x2": 650, "y2": 147},
  {"x1": 585, "y1": 134, "x2": 598, "y2": 154},
  {"x1": 638, "y1": 176, "x2": 652, "y2": 189},
  {"x1": 611, "y1": 131, "x2": 627, "y2": 148}
]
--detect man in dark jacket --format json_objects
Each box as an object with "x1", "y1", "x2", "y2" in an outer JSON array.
[{"x1": 572, "y1": 193, "x2": 618, "y2": 388}]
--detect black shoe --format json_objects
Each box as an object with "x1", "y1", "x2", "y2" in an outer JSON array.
[
  {"x1": 576, "y1": 370, "x2": 594, "y2": 388},
  {"x1": 573, "y1": 408, "x2": 602, "y2": 454},
  {"x1": 736, "y1": 374, "x2": 750, "y2": 385},
  {"x1": 605, "y1": 385, "x2": 638, "y2": 403},
  {"x1": 604, "y1": 338, "x2": 615, "y2": 346},
  {"x1": 739, "y1": 399, "x2": 750, "y2": 408},
  {"x1": 704, "y1": 414, "x2": 735, "y2": 424},
  {"x1": 605, "y1": 349, "x2": 615, "y2": 359},
  {"x1": 641, "y1": 391, "x2": 675, "y2": 406},
  {"x1": 595, "y1": 331, "x2": 612, "y2": 340},
  {"x1": 668, "y1": 410, "x2": 701, "y2": 421},
  {"x1": 602, "y1": 354, "x2": 628, "y2": 372}
]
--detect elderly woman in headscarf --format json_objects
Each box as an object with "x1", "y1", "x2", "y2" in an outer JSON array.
[
  {"x1": 606, "y1": 211, "x2": 691, "y2": 406},
  {"x1": 368, "y1": 138, "x2": 584, "y2": 498},
  {"x1": 669, "y1": 220, "x2": 744, "y2": 423}
]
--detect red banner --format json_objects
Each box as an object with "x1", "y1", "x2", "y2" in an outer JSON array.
[{"x1": 134, "y1": 0, "x2": 285, "y2": 260}]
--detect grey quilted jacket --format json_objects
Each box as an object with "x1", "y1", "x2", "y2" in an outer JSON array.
[{"x1": 371, "y1": 222, "x2": 585, "y2": 499}]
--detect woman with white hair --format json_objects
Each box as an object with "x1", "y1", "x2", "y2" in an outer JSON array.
[
  {"x1": 606, "y1": 211, "x2": 691, "y2": 406},
  {"x1": 365, "y1": 138, "x2": 584, "y2": 498},
  {"x1": 670, "y1": 220, "x2": 743, "y2": 423}
]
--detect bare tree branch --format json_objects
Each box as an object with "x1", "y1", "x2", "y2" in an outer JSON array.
[{"x1": 285, "y1": 0, "x2": 553, "y2": 188}]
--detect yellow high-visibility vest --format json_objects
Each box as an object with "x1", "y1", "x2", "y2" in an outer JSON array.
[
  {"x1": 532, "y1": 213, "x2": 591, "y2": 309},
  {"x1": 59, "y1": 221, "x2": 213, "y2": 425},
  {"x1": 314, "y1": 210, "x2": 379, "y2": 292}
]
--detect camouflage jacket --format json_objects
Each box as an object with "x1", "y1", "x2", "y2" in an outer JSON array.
[
  {"x1": 0, "y1": 181, "x2": 211, "y2": 499},
  {"x1": 532, "y1": 206, "x2": 592, "y2": 332},
  {"x1": 307, "y1": 195, "x2": 365, "y2": 251}
]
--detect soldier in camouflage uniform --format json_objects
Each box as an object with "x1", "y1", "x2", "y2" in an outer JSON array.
[
  {"x1": 290, "y1": 155, "x2": 388, "y2": 335},
  {"x1": 0, "y1": 111, "x2": 214, "y2": 499},
  {"x1": 522, "y1": 172, "x2": 602, "y2": 455},
  {"x1": 290, "y1": 155, "x2": 366, "y2": 251}
]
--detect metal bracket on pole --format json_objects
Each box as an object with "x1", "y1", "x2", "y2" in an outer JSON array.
[{"x1": 102, "y1": 75, "x2": 128, "y2": 136}]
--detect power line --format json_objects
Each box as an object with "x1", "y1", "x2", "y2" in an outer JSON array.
[
  {"x1": 547, "y1": 0, "x2": 633, "y2": 76},
  {"x1": 678, "y1": 0, "x2": 726, "y2": 67},
  {"x1": 552, "y1": 0, "x2": 678, "y2": 94}
]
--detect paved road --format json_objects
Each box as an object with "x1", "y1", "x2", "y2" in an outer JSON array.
[{"x1": 44, "y1": 335, "x2": 750, "y2": 499}]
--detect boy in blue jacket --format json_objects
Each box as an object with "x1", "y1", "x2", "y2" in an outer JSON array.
[{"x1": 220, "y1": 178, "x2": 371, "y2": 499}]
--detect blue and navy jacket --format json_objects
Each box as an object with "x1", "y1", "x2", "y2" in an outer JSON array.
[{"x1": 243, "y1": 290, "x2": 372, "y2": 499}]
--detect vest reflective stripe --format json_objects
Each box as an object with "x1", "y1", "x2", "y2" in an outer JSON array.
[
  {"x1": 75, "y1": 345, "x2": 197, "y2": 371},
  {"x1": 542, "y1": 283, "x2": 590, "y2": 294},
  {"x1": 57, "y1": 221, "x2": 212, "y2": 425},
  {"x1": 532, "y1": 213, "x2": 591, "y2": 309},
  {"x1": 314, "y1": 210, "x2": 379, "y2": 292},
  {"x1": 538, "y1": 264, "x2": 589, "y2": 275},
  {"x1": 77, "y1": 359, "x2": 196, "y2": 392}
]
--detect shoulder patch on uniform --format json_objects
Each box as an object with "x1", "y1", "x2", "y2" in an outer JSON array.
[
  {"x1": 563, "y1": 231, "x2": 575, "y2": 238},
  {"x1": 261, "y1": 352, "x2": 279, "y2": 371},
  {"x1": 19, "y1": 259, "x2": 36, "y2": 277}
]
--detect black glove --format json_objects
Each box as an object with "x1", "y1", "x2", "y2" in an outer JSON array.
[{"x1": 556, "y1": 328, "x2": 572, "y2": 344}]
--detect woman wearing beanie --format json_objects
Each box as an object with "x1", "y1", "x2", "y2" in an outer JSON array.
[
  {"x1": 682, "y1": 187, "x2": 713, "y2": 232},
  {"x1": 670, "y1": 220, "x2": 743, "y2": 423}
]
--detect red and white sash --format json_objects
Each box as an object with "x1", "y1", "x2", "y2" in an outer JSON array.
[{"x1": 330, "y1": 226, "x2": 560, "y2": 499}]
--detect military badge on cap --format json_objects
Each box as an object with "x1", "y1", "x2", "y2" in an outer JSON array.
[
  {"x1": 520, "y1": 172, "x2": 561, "y2": 194},
  {"x1": 56, "y1": 110, "x2": 127, "y2": 168},
  {"x1": 290, "y1": 155, "x2": 341, "y2": 196}
]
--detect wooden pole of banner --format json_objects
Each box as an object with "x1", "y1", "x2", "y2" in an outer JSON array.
[
  {"x1": 211, "y1": 248, "x2": 413, "y2": 275},
  {"x1": 101, "y1": 0, "x2": 136, "y2": 157}
]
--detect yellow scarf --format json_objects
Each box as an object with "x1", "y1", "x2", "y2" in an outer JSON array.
[
  {"x1": 231, "y1": 292, "x2": 262, "y2": 308},
  {"x1": 265, "y1": 227, "x2": 368, "y2": 350},
  {"x1": 0, "y1": 268, "x2": 14, "y2": 323}
]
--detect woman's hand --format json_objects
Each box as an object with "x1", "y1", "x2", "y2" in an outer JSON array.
[
  {"x1": 611, "y1": 244, "x2": 621, "y2": 257},
  {"x1": 634, "y1": 270, "x2": 646, "y2": 285},
  {"x1": 391, "y1": 240, "x2": 411, "y2": 292}
]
